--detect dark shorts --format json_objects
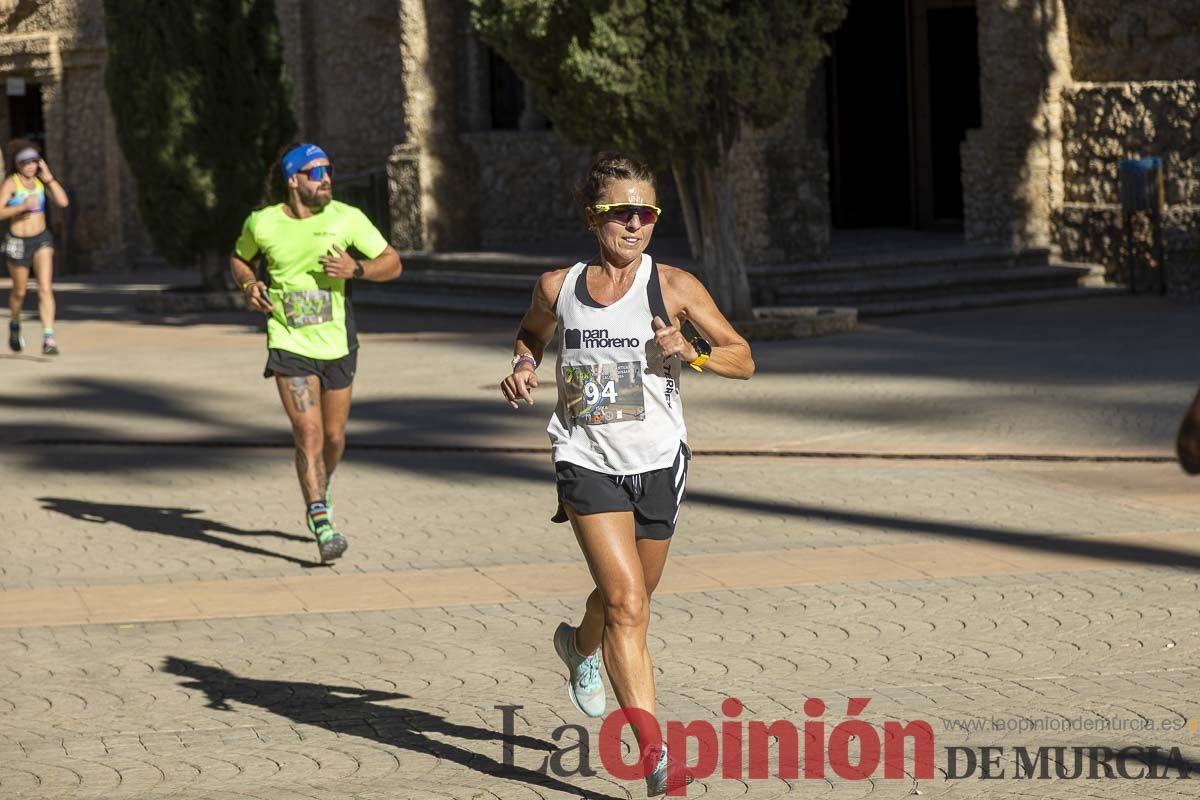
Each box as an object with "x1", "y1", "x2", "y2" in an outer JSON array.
[
  {"x1": 4, "y1": 229, "x2": 53, "y2": 267},
  {"x1": 264, "y1": 347, "x2": 357, "y2": 391},
  {"x1": 552, "y1": 444, "x2": 691, "y2": 540}
]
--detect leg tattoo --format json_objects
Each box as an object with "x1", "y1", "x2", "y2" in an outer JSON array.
[
  {"x1": 286, "y1": 376, "x2": 315, "y2": 412},
  {"x1": 294, "y1": 447, "x2": 328, "y2": 503}
]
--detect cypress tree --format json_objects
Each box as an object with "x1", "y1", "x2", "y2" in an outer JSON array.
[
  {"x1": 470, "y1": 0, "x2": 846, "y2": 318},
  {"x1": 103, "y1": 0, "x2": 296, "y2": 288}
]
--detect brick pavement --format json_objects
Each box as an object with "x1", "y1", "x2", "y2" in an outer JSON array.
[
  {"x1": 1, "y1": 573, "x2": 1197, "y2": 798},
  {"x1": 3, "y1": 283, "x2": 1200, "y2": 797},
  {"x1": 3, "y1": 285, "x2": 1199, "y2": 456}
]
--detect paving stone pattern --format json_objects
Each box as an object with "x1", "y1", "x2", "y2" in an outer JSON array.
[{"x1": 3, "y1": 286, "x2": 1200, "y2": 797}]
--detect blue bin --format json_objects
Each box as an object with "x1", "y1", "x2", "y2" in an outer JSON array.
[{"x1": 1118, "y1": 157, "x2": 1164, "y2": 212}]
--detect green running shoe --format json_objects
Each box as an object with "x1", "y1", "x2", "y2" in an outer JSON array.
[{"x1": 315, "y1": 525, "x2": 348, "y2": 563}]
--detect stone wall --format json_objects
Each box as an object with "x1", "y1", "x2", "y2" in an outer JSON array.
[
  {"x1": 457, "y1": 132, "x2": 698, "y2": 254},
  {"x1": 765, "y1": 137, "x2": 830, "y2": 263},
  {"x1": 1063, "y1": 0, "x2": 1200, "y2": 82},
  {"x1": 275, "y1": 0, "x2": 406, "y2": 176},
  {"x1": 1056, "y1": 80, "x2": 1200, "y2": 293},
  {"x1": 460, "y1": 132, "x2": 589, "y2": 250}
]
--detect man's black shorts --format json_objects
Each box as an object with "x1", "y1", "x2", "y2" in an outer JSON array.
[
  {"x1": 551, "y1": 444, "x2": 690, "y2": 540},
  {"x1": 264, "y1": 347, "x2": 357, "y2": 391}
]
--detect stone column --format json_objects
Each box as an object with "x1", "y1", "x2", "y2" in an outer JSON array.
[
  {"x1": 394, "y1": 0, "x2": 478, "y2": 251},
  {"x1": 41, "y1": 34, "x2": 65, "y2": 176},
  {"x1": 961, "y1": 0, "x2": 1073, "y2": 249}
]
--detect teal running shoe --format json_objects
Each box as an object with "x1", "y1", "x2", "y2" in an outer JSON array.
[
  {"x1": 553, "y1": 622, "x2": 605, "y2": 718},
  {"x1": 644, "y1": 745, "x2": 693, "y2": 797}
]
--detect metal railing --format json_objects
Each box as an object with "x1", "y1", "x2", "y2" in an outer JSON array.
[{"x1": 336, "y1": 169, "x2": 391, "y2": 239}]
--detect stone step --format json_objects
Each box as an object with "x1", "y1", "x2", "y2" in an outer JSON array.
[
  {"x1": 354, "y1": 283, "x2": 527, "y2": 317},
  {"x1": 850, "y1": 285, "x2": 1126, "y2": 317},
  {"x1": 767, "y1": 263, "x2": 1105, "y2": 306},
  {"x1": 397, "y1": 251, "x2": 570, "y2": 276},
  {"x1": 749, "y1": 245, "x2": 1053, "y2": 285},
  {"x1": 397, "y1": 269, "x2": 536, "y2": 293}
]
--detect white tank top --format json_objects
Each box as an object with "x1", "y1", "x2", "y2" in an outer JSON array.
[{"x1": 547, "y1": 253, "x2": 687, "y2": 474}]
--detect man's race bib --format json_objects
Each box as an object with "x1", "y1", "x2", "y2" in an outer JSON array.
[
  {"x1": 561, "y1": 361, "x2": 645, "y2": 425},
  {"x1": 282, "y1": 289, "x2": 333, "y2": 327}
]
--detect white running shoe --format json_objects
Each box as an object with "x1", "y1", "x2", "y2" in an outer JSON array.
[{"x1": 553, "y1": 622, "x2": 606, "y2": 718}]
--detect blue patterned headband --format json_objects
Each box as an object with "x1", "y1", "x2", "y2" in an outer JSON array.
[{"x1": 281, "y1": 143, "x2": 327, "y2": 179}]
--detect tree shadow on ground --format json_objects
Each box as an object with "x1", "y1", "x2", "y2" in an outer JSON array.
[
  {"x1": 688, "y1": 489, "x2": 1200, "y2": 571},
  {"x1": 39, "y1": 497, "x2": 320, "y2": 567},
  {"x1": 39, "y1": 282, "x2": 521, "y2": 335},
  {"x1": 162, "y1": 657, "x2": 624, "y2": 799}
]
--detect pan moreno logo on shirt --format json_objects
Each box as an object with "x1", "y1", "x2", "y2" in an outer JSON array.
[{"x1": 565, "y1": 328, "x2": 641, "y2": 349}]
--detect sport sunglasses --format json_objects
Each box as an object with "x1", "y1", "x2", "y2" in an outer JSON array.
[
  {"x1": 592, "y1": 202, "x2": 662, "y2": 225},
  {"x1": 299, "y1": 164, "x2": 333, "y2": 181}
]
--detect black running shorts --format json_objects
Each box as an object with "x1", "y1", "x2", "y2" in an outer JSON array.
[
  {"x1": 264, "y1": 347, "x2": 357, "y2": 391},
  {"x1": 552, "y1": 444, "x2": 691, "y2": 540},
  {"x1": 4, "y1": 229, "x2": 53, "y2": 267}
]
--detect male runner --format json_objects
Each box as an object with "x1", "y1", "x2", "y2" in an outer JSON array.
[{"x1": 231, "y1": 143, "x2": 401, "y2": 561}]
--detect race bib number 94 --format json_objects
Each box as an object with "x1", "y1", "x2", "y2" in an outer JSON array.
[
  {"x1": 562, "y1": 361, "x2": 646, "y2": 425},
  {"x1": 283, "y1": 289, "x2": 333, "y2": 328}
]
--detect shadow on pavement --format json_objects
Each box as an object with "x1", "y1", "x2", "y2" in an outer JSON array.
[
  {"x1": 41, "y1": 282, "x2": 520, "y2": 336},
  {"x1": 1126, "y1": 746, "x2": 1200, "y2": 779},
  {"x1": 689, "y1": 490, "x2": 1200, "y2": 571},
  {"x1": 162, "y1": 657, "x2": 623, "y2": 799},
  {"x1": 39, "y1": 497, "x2": 319, "y2": 567},
  {"x1": 0, "y1": 352, "x2": 52, "y2": 363}
]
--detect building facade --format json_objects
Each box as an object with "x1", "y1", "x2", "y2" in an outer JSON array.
[{"x1": 1, "y1": 0, "x2": 1196, "y2": 286}]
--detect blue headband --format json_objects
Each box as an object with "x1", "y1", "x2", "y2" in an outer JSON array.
[{"x1": 281, "y1": 144, "x2": 327, "y2": 179}]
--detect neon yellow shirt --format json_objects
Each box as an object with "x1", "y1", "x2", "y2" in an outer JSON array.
[{"x1": 234, "y1": 201, "x2": 388, "y2": 360}]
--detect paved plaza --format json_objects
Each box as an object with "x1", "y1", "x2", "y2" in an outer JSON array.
[{"x1": 3, "y1": 280, "x2": 1200, "y2": 798}]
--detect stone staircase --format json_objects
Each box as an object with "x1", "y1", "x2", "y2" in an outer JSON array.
[
  {"x1": 354, "y1": 252, "x2": 560, "y2": 317},
  {"x1": 354, "y1": 244, "x2": 1121, "y2": 319},
  {"x1": 750, "y1": 245, "x2": 1121, "y2": 317}
]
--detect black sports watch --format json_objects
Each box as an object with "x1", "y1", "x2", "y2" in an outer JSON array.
[
  {"x1": 353, "y1": 260, "x2": 365, "y2": 278},
  {"x1": 688, "y1": 335, "x2": 712, "y2": 372}
]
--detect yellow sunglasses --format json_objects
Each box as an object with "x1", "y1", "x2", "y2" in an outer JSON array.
[{"x1": 591, "y1": 202, "x2": 662, "y2": 225}]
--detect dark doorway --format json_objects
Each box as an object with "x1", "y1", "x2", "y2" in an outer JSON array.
[
  {"x1": 926, "y1": 6, "x2": 981, "y2": 221},
  {"x1": 7, "y1": 82, "x2": 45, "y2": 149},
  {"x1": 826, "y1": 0, "x2": 913, "y2": 229},
  {"x1": 826, "y1": 1, "x2": 983, "y2": 232},
  {"x1": 488, "y1": 50, "x2": 523, "y2": 130}
]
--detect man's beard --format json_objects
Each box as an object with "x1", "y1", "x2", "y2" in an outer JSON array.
[{"x1": 299, "y1": 184, "x2": 332, "y2": 208}]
